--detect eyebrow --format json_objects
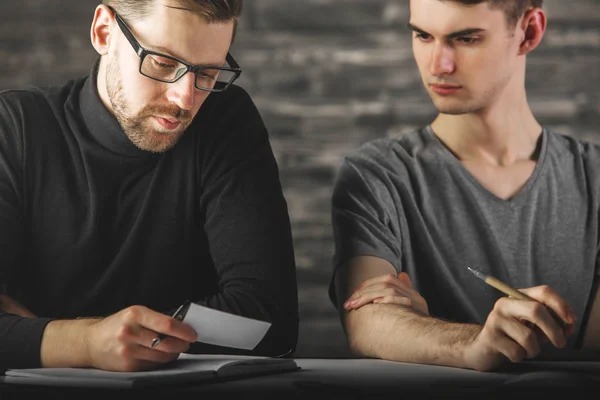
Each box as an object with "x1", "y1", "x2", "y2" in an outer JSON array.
[
  {"x1": 147, "y1": 44, "x2": 226, "y2": 68},
  {"x1": 150, "y1": 44, "x2": 183, "y2": 59},
  {"x1": 165, "y1": 5, "x2": 195, "y2": 12},
  {"x1": 407, "y1": 23, "x2": 486, "y2": 39}
]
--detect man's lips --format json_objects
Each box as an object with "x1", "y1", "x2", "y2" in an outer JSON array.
[
  {"x1": 430, "y1": 83, "x2": 461, "y2": 95},
  {"x1": 153, "y1": 116, "x2": 183, "y2": 130}
]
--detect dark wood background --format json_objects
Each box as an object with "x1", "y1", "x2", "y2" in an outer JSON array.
[{"x1": 1, "y1": 0, "x2": 599, "y2": 358}]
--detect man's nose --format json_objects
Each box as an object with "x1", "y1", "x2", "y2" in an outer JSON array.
[
  {"x1": 430, "y1": 42, "x2": 456, "y2": 76},
  {"x1": 167, "y1": 71, "x2": 197, "y2": 111}
]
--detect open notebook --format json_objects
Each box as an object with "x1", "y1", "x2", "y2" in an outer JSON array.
[{"x1": 1, "y1": 354, "x2": 299, "y2": 388}]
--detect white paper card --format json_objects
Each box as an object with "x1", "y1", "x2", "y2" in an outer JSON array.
[{"x1": 183, "y1": 303, "x2": 271, "y2": 350}]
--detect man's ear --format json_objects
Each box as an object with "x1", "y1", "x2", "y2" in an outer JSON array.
[
  {"x1": 90, "y1": 5, "x2": 115, "y2": 56},
  {"x1": 518, "y1": 7, "x2": 547, "y2": 55}
]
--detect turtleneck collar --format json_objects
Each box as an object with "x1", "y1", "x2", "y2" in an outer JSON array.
[{"x1": 79, "y1": 57, "x2": 160, "y2": 158}]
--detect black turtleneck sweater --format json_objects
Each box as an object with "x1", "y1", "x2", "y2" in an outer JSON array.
[{"x1": 0, "y1": 62, "x2": 299, "y2": 370}]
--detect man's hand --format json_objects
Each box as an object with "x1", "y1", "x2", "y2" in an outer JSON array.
[
  {"x1": 463, "y1": 285, "x2": 576, "y2": 372},
  {"x1": 0, "y1": 294, "x2": 37, "y2": 318},
  {"x1": 343, "y1": 272, "x2": 429, "y2": 316},
  {"x1": 81, "y1": 305, "x2": 198, "y2": 372}
]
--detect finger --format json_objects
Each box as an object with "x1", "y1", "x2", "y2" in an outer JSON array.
[
  {"x1": 563, "y1": 322, "x2": 576, "y2": 337},
  {"x1": 351, "y1": 277, "x2": 418, "y2": 300},
  {"x1": 354, "y1": 272, "x2": 400, "y2": 292},
  {"x1": 397, "y1": 272, "x2": 412, "y2": 288},
  {"x1": 126, "y1": 306, "x2": 197, "y2": 343},
  {"x1": 496, "y1": 298, "x2": 566, "y2": 348},
  {"x1": 353, "y1": 282, "x2": 415, "y2": 299},
  {"x1": 500, "y1": 318, "x2": 541, "y2": 359},
  {"x1": 0, "y1": 295, "x2": 37, "y2": 318},
  {"x1": 373, "y1": 296, "x2": 412, "y2": 307},
  {"x1": 520, "y1": 286, "x2": 576, "y2": 325},
  {"x1": 493, "y1": 335, "x2": 528, "y2": 363},
  {"x1": 146, "y1": 334, "x2": 192, "y2": 354},
  {"x1": 529, "y1": 320, "x2": 575, "y2": 343},
  {"x1": 375, "y1": 292, "x2": 428, "y2": 316},
  {"x1": 345, "y1": 288, "x2": 408, "y2": 309},
  {"x1": 129, "y1": 344, "x2": 182, "y2": 365},
  {"x1": 111, "y1": 319, "x2": 191, "y2": 355}
]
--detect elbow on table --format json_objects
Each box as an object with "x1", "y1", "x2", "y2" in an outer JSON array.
[
  {"x1": 255, "y1": 310, "x2": 299, "y2": 357},
  {"x1": 343, "y1": 304, "x2": 382, "y2": 359}
]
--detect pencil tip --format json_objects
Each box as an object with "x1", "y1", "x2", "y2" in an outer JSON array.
[{"x1": 467, "y1": 266, "x2": 486, "y2": 280}]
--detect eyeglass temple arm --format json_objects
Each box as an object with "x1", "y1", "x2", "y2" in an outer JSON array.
[
  {"x1": 107, "y1": 5, "x2": 144, "y2": 56},
  {"x1": 226, "y1": 52, "x2": 241, "y2": 71}
]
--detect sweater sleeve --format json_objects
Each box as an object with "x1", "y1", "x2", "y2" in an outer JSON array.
[
  {"x1": 0, "y1": 93, "x2": 54, "y2": 371},
  {"x1": 190, "y1": 86, "x2": 299, "y2": 357}
]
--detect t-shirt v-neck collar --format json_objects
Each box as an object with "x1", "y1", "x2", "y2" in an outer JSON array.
[{"x1": 425, "y1": 125, "x2": 549, "y2": 206}]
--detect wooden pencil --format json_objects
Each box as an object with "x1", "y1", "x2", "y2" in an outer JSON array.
[{"x1": 467, "y1": 266, "x2": 566, "y2": 327}]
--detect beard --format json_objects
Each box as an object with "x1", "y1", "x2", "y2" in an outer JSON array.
[{"x1": 105, "y1": 53, "x2": 192, "y2": 153}]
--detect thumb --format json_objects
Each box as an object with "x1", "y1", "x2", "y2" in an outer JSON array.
[{"x1": 397, "y1": 272, "x2": 412, "y2": 288}]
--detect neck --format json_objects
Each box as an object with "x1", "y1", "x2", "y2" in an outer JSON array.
[
  {"x1": 431, "y1": 83, "x2": 542, "y2": 167},
  {"x1": 96, "y1": 57, "x2": 113, "y2": 114}
]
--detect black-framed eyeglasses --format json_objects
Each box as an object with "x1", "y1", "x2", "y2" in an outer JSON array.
[{"x1": 107, "y1": 6, "x2": 241, "y2": 93}]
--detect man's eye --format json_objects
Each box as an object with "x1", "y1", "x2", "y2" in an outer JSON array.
[
  {"x1": 198, "y1": 71, "x2": 217, "y2": 81},
  {"x1": 456, "y1": 37, "x2": 479, "y2": 45},
  {"x1": 152, "y1": 57, "x2": 177, "y2": 69},
  {"x1": 415, "y1": 33, "x2": 432, "y2": 41}
]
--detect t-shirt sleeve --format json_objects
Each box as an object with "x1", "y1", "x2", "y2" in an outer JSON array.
[
  {"x1": 191, "y1": 86, "x2": 298, "y2": 357},
  {"x1": 329, "y1": 152, "x2": 403, "y2": 305},
  {"x1": 0, "y1": 93, "x2": 54, "y2": 371}
]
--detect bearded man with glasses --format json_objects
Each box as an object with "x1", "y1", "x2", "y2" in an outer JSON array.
[{"x1": 0, "y1": 0, "x2": 299, "y2": 372}]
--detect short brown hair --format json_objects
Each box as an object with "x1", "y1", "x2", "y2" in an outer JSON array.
[
  {"x1": 441, "y1": 0, "x2": 543, "y2": 28},
  {"x1": 102, "y1": 0, "x2": 243, "y2": 41}
]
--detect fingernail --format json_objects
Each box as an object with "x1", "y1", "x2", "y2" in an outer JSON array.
[{"x1": 564, "y1": 312, "x2": 574, "y2": 325}]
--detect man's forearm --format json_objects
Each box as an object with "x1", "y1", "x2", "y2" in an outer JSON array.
[
  {"x1": 40, "y1": 319, "x2": 98, "y2": 368},
  {"x1": 345, "y1": 303, "x2": 481, "y2": 369}
]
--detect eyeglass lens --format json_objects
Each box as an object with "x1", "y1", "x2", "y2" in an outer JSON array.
[{"x1": 141, "y1": 53, "x2": 236, "y2": 90}]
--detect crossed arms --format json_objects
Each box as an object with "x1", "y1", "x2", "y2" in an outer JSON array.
[{"x1": 335, "y1": 255, "x2": 600, "y2": 372}]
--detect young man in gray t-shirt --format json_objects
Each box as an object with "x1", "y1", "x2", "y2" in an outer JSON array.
[{"x1": 330, "y1": 0, "x2": 600, "y2": 372}]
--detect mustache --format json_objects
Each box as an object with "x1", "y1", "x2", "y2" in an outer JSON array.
[{"x1": 142, "y1": 105, "x2": 191, "y2": 122}]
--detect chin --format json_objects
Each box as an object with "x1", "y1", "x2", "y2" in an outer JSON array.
[
  {"x1": 147, "y1": 135, "x2": 182, "y2": 153},
  {"x1": 432, "y1": 99, "x2": 482, "y2": 116},
  {"x1": 435, "y1": 107, "x2": 472, "y2": 116},
  {"x1": 129, "y1": 130, "x2": 182, "y2": 153}
]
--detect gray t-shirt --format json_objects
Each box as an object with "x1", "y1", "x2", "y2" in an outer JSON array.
[{"x1": 330, "y1": 125, "x2": 600, "y2": 349}]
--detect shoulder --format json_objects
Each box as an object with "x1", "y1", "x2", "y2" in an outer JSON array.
[
  {"x1": 546, "y1": 127, "x2": 600, "y2": 165},
  {"x1": 337, "y1": 127, "x2": 435, "y2": 181},
  {"x1": 189, "y1": 84, "x2": 270, "y2": 162},
  {"x1": 545, "y1": 128, "x2": 600, "y2": 196},
  {"x1": 191, "y1": 84, "x2": 265, "y2": 140},
  {"x1": 0, "y1": 89, "x2": 48, "y2": 147},
  {"x1": 0, "y1": 78, "x2": 84, "y2": 123},
  {"x1": 0, "y1": 88, "x2": 46, "y2": 115}
]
